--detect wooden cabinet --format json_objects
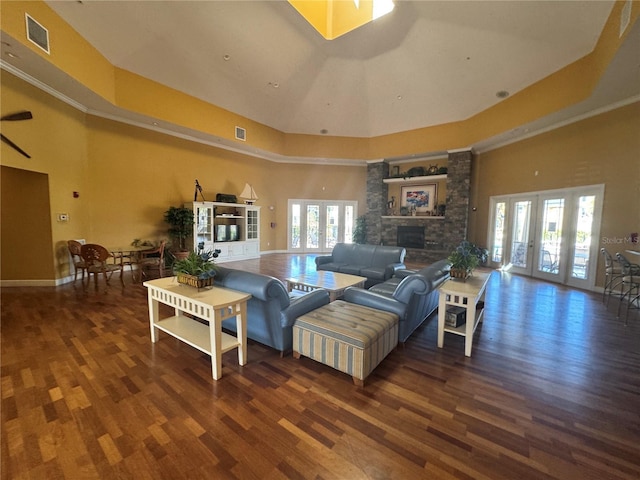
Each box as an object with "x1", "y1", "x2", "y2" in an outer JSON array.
[{"x1": 188, "y1": 202, "x2": 260, "y2": 262}]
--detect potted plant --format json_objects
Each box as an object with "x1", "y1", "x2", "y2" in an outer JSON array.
[
  {"x1": 164, "y1": 206, "x2": 194, "y2": 258},
  {"x1": 172, "y1": 247, "x2": 220, "y2": 288},
  {"x1": 448, "y1": 240, "x2": 480, "y2": 280},
  {"x1": 353, "y1": 215, "x2": 367, "y2": 244}
]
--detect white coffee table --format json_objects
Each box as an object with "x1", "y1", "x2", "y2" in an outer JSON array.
[{"x1": 286, "y1": 271, "x2": 367, "y2": 302}]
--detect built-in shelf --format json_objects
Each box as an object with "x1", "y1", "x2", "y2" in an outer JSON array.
[
  {"x1": 383, "y1": 174, "x2": 447, "y2": 184},
  {"x1": 381, "y1": 215, "x2": 445, "y2": 219}
]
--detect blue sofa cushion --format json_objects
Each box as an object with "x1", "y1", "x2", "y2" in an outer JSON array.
[
  {"x1": 215, "y1": 266, "x2": 330, "y2": 353},
  {"x1": 316, "y1": 243, "x2": 406, "y2": 288},
  {"x1": 343, "y1": 258, "x2": 451, "y2": 343}
]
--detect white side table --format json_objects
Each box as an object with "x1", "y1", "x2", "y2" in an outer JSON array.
[
  {"x1": 437, "y1": 270, "x2": 492, "y2": 357},
  {"x1": 144, "y1": 277, "x2": 251, "y2": 379}
]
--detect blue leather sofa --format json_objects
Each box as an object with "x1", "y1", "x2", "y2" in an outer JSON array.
[
  {"x1": 215, "y1": 267, "x2": 330, "y2": 355},
  {"x1": 342, "y1": 259, "x2": 451, "y2": 342},
  {"x1": 315, "y1": 243, "x2": 407, "y2": 288}
]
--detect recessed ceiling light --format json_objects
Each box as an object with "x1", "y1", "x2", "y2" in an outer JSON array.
[
  {"x1": 223, "y1": 54, "x2": 230, "y2": 61},
  {"x1": 397, "y1": 95, "x2": 402, "y2": 100},
  {"x1": 496, "y1": 90, "x2": 510, "y2": 99}
]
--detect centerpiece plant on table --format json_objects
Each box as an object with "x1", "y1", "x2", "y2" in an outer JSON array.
[
  {"x1": 172, "y1": 244, "x2": 221, "y2": 288},
  {"x1": 448, "y1": 240, "x2": 480, "y2": 280}
]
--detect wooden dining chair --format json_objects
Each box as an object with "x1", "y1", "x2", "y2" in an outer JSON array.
[
  {"x1": 67, "y1": 240, "x2": 87, "y2": 283},
  {"x1": 81, "y1": 243, "x2": 124, "y2": 287},
  {"x1": 138, "y1": 240, "x2": 166, "y2": 281}
]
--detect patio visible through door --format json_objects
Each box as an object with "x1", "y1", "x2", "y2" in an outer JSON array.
[{"x1": 488, "y1": 185, "x2": 603, "y2": 289}]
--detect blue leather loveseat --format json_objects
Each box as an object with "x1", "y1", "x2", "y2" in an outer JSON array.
[
  {"x1": 215, "y1": 267, "x2": 330, "y2": 355},
  {"x1": 315, "y1": 243, "x2": 407, "y2": 288},
  {"x1": 342, "y1": 259, "x2": 451, "y2": 342}
]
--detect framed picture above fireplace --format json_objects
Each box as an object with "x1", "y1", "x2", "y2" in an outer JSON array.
[{"x1": 401, "y1": 184, "x2": 437, "y2": 212}]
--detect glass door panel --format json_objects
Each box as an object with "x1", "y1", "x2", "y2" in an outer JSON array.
[
  {"x1": 325, "y1": 205, "x2": 339, "y2": 249},
  {"x1": 571, "y1": 195, "x2": 595, "y2": 280},
  {"x1": 535, "y1": 198, "x2": 564, "y2": 278},
  {"x1": 290, "y1": 203, "x2": 301, "y2": 249},
  {"x1": 490, "y1": 202, "x2": 506, "y2": 263},
  {"x1": 344, "y1": 205, "x2": 354, "y2": 244},
  {"x1": 509, "y1": 200, "x2": 533, "y2": 274},
  {"x1": 306, "y1": 204, "x2": 320, "y2": 251}
]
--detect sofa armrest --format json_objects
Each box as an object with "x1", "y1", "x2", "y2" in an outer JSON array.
[
  {"x1": 394, "y1": 269, "x2": 417, "y2": 279},
  {"x1": 315, "y1": 255, "x2": 333, "y2": 267},
  {"x1": 384, "y1": 262, "x2": 407, "y2": 279},
  {"x1": 342, "y1": 287, "x2": 407, "y2": 319},
  {"x1": 393, "y1": 274, "x2": 430, "y2": 304},
  {"x1": 281, "y1": 289, "x2": 330, "y2": 327}
]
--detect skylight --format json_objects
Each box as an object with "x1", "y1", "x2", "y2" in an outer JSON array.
[{"x1": 288, "y1": 0, "x2": 395, "y2": 40}]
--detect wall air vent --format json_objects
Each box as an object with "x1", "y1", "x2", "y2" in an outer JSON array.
[
  {"x1": 235, "y1": 126, "x2": 246, "y2": 141},
  {"x1": 25, "y1": 14, "x2": 50, "y2": 54}
]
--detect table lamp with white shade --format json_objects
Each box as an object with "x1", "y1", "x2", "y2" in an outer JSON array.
[{"x1": 240, "y1": 183, "x2": 258, "y2": 205}]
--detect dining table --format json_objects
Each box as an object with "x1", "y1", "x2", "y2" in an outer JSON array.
[{"x1": 108, "y1": 245, "x2": 156, "y2": 281}]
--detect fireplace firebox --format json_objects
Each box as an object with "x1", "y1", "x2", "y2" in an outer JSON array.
[{"x1": 397, "y1": 226, "x2": 425, "y2": 249}]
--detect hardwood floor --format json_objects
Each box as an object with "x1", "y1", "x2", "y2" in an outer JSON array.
[{"x1": 2, "y1": 254, "x2": 639, "y2": 479}]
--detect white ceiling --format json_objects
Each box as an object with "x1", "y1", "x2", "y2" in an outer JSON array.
[{"x1": 2, "y1": 1, "x2": 639, "y2": 158}]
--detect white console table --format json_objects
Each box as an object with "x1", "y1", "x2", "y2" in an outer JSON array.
[
  {"x1": 144, "y1": 277, "x2": 251, "y2": 380},
  {"x1": 437, "y1": 270, "x2": 492, "y2": 357}
]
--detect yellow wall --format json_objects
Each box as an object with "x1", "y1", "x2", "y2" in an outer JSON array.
[
  {"x1": 1, "y1": 0, "x2": 639, "y2": 286},
  {"x1": 1, "y1": 71, "x2": 90, "y2": 280},
  {"x1": 2, "y1": 70, "x2": 638, "y2": 286},
  {"x1": 0, "y1": 71, "x2": 367, "y2": 282},
  {"x1": 471, "y1": 102, "x2": 640, "y2": 287}
]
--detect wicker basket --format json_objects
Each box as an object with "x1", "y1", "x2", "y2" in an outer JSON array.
[
  {"x1": 449, "y1": 268, "x2": 470, "y2": 281},
  {"x1": 176, "y1": 273, "x2": 213, "y2": 289}
]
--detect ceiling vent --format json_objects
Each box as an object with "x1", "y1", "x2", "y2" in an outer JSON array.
[
  {"x1": 25, "y1": 14, "x2": 50, "y2": 54},
  {"x1": 235, "y1": 126, "x2": 246, "y2": 142}
]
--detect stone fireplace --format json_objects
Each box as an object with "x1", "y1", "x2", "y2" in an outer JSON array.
[{"x1": 365, "y1": 150, "x2": 473, "y2": 263}]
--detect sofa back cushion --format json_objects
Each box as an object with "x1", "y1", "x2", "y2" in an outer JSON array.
[
  {"x1": 330, "y1": 243, "x2": 355, "y2": 263},
  {"x1": 372, "y1": 246, "x2": 406, "y2": 267}
]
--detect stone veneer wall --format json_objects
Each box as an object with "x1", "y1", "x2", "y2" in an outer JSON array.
[
  {"x1": 365, "y1": 161, "x2": 388, "y2": 246},
  {"x1": 367, "y1": 150, "x2": 473, "y2": 264}
]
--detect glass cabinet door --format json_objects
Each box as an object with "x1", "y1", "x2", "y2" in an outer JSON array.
[
  {"x1": 246, "y1": 209, "x2": 259, "y2": 240},
  {"x1": 195, "y1": 203, "x2": 214, "y2": 248}
]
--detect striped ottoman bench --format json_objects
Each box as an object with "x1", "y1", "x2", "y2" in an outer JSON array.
[{"x1": 293, "y1": 300, "x2": 399, "y2": 386}]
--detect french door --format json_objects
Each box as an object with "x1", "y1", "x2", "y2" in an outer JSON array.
[
  {"x1": 488, "y1": 185, "x2": 603, "y2": 289},
  {"x1": 288, "y1": 200, "x2": 357, "y2": 253}
]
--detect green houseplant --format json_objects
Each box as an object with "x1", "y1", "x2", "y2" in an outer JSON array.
[
  {"x1": 448, "y1": 240, "x2": 480, "y2": 280},
  {"x1": 172, "y1": 247, "x2": 220, "y2": 288},
  {"x1": 353, "y1": 215, "x2": 367, "y2": 244},
  {"x1": 164, "y1": 206, "x2": 194, "y2": 256}
]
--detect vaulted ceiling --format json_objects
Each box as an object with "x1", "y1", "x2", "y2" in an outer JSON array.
[{"x1": 2, "y1": 1, "x2": 639, "y2": 157}]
